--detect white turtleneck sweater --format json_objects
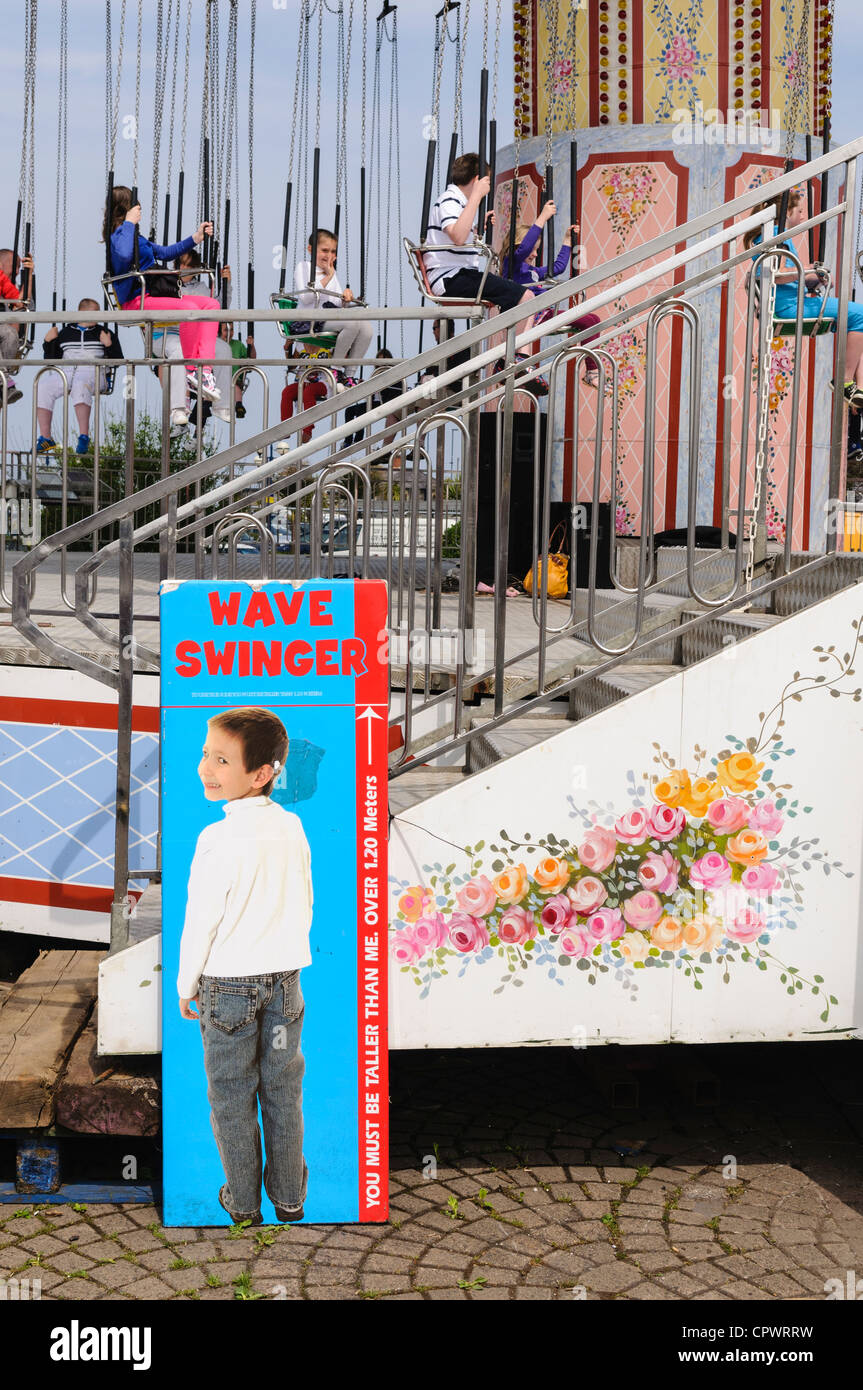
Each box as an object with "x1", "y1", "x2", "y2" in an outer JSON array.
[{"x1": 177, "y1": 796, "x2": 313, "y2": 1000}]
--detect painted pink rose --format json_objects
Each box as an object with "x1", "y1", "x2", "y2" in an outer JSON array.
[
  {"x1": 637, "y1": 850, "x2": 679, "y2": 895},
  {"x1": 391, "y1": 927, "x2": 420, "y2": 965},
  {"x1": 615, "y1": 808, "x2": 651, "y2": 844},
  {"x1": 622, "y1": 890, "x2": 664, "y2": 930},
  {"x1": 724, "y1": 906, "x2": 766, "y2": 944},
  {"x1": 559, "y1": 926, "x2": 592, "y2": 959},
  {"x1": 447, "y1": 913, "x2": 490, "y2": 954},
  {"x1": 646, "y1": 803, "x2": 687, "y2": 842},
  {"x1": 586, "y1": 906, "x2": 626, "y2": 942},
  {"x1": 412, "y1": 912, "x2": 448, "y2": 953},
  {"x1": 748, "y1": 800, "x2": 784, "y2": 837},
  {"x1": 741, "y1": 863, "x2": 781, "y2": 894},
  {"x1": 540, "y1": 894, "x2": 574, "y2": 935},
  {"x1": 705, "y1": 796, "x2": 750, "y2": 834},
  {"x1": 689, "y1": 851, "x2": 732, "y2": 889},
  {"x1": 456, "y1": 875, "x2": 497, "y2": 917},
  {"x1": 567, "y1": 875, "x2": 608, "y2": 915},
  {"x1": 498, "y1": 905, "x2": 538, "y2": 946},
  {"x1": 578, "y1": 825, "x2": 617, "y2": 873}
]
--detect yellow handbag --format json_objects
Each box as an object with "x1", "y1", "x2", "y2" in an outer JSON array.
[{"x1": 523, "y1": 521, "x2": 569, "y2": 598}]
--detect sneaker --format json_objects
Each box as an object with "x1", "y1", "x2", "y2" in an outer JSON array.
[
  {"x1": 848, "y1": 385, "x2": 863, "y2": 411},
  {"x1": 213, "y1": 407, "x2": 232, "y2": 423},
  {"x1": 3, "y1": 385, "x2": 22, "y2": 404},
  {"x1": 272, "y1": 1201, "x2": 305, "y2": 1223},
  {"x1": 525, "y1": 374, "x2": 549, "y2": 397},
  {"x1": 186, "y1": 368, "x2": 222, "y2": 402},
  {"x1": 234, "y1": 402, "x2": 246, "y2": 419},
  {"x1": 582, "y1": 368, "x2": 599, "y2": 388},
  {"x1": 75, "y1": 434, "x2": 90, "y2": 455},
  {"x1": 218, "y1": 1185, "x2": 262, "y2": 1227},
  {"x1": 170, "y1": 408, "x2": 189, "y2": 428},
  {"x1": 36, "y1": 435, "x2": 56, "y2": 454}
]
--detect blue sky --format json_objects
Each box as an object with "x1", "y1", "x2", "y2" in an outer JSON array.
[{"x1": 0, "y1": 0, "x2": 859, "y2": 448}]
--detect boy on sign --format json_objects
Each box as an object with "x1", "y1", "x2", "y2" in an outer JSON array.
[{"x1": 178, "y1": 706, "x2": 312, "y2": 1225}]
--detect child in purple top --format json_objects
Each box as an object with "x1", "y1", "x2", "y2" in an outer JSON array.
[
  {"x1": 501, "y1": 200, "x2": 577, "y2": 287},
  {"x1": 502, "y1": 200, "x2": 602, "y2": 384}
]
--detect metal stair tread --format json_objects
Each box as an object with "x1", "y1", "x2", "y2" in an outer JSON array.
[{"x1": 388, "y1": 767, "x2": 468, "y2": 816}]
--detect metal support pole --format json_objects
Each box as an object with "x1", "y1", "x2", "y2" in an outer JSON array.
[
  {"x1": 279, "y1": 181, "x2": 292, "y2": 293},
  {"x1": 570, "y1": 141, "x2": 578, "y2": 277},
  {"x1": 818, "y1": 116, "x2": 831, "y2": 265},
  {"x1": 827, "y1": 156, "x2": 855, "y2": 553},
  {"x1": 110, "y1": 513, "x2": 134, "y2": 955},
  {"x1": 544, "y1": 165, "x2": 554, "y2": 273},
  {"x1": 175, "y1": 169, "x2": 185, "y2": 242},
  {"x1": 493, "y1": 327, "x2": 517, "y2": 716},
  {"x1": 805, "y1": 134, "x2": 815, "y2": 263},
  {"x1": 477, "y1": 67, "x2": 489, "y2": 233},
  {"x1": 309, "y1": 146, "x2": 320, "y2": 290},
  {"x1": 420, "y1": 143, "x2": 436, "y2": 240}
]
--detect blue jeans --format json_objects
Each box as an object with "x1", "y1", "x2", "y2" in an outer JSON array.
[{"x1": 198, "y1": 970, "x2": 307, "y2": 1219}]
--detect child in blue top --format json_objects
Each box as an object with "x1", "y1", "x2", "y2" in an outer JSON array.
[
  {"x1": 744, "y1": 189, "x2": 863, "y2": 408},
  {"x1": 102, "y1": 184, "x2": 222, "y2": 401}
]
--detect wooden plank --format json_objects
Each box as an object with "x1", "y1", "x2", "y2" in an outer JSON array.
[
  {"x1": 55, "y1": 1020, "x2": 159, "y2": 1136},
  {"x1": 0, "y1": 1181, "x2": 154, "y2": 1204},
  {"x1": 0, "y1": 949, "x2": 102, "y2": 1128}
]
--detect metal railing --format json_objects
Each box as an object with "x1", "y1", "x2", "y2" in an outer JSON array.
[{"x1": 6, "y1": 136, "x2": 863, "y2": 953}]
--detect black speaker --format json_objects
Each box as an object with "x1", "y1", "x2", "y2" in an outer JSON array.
[
  {"x1": 475, "y1": 413, "x2": 548, "y2": 587},
  {"x1": 569, "y1": 500, "x2": 613, "y2": 590}
]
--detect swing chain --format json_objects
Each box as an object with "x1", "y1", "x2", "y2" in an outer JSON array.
[
  {"x1": 482, "y1": 0, "x2": 488, "y2": 69},
  {"x1": 133, "y1": 0, "x2": 142, "y2": 191},
  {"x1": 781, "y1": 0, "x2": 811, "y2": 171},
  {"x1": 152, "y1": 0, "x2": 166, "y2": 233},
  {"x1": 109, "y1": 0, "x2": 127, "y2": 170},
  {"x1": 491, "y1": 0, "x2": 501, "y2": 119},
  {"x1": 164, "y1": 0, "x2": 180, "y2": 205},
  {"x1": 248, "y1": 0, "x2": 256, "y2": 271},
  {"x1": 542, "y1": 0, "x2": 560, "y2": 177},
  {"x1": 361, "y1": 0, "x2": 368, "y2": 167},
  {"x1": 453, "y1": 0, "x2": 470, "y2": 142},
  {"x1": 180, "y1": 0, "x2": 192, "y2": 178},
  {"x1": 315, "y1": 0, "x2": 323, "y2": 149},
  {"x1": 747, "y1": 254, "x2": 778, "y2": 592}
]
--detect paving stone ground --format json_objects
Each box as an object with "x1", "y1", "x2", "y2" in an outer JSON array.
[{"x1": 1, "y1": 1042, "x2": 861, "y2": 1301}]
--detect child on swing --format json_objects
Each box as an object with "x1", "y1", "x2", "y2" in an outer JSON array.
[
  {"x1": 744, "y1": 189, "x2": 863, "y2": 409},
  {"x1": 502, "y1": 199, "x2": 602, "y2": 386}
]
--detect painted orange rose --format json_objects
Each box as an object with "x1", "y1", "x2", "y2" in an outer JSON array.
[
  {"x1": 679, "y1": 776, "x2": 723, "y2": 818},
  {"x1": 682, "y1": 913, "x2": 723, "y2": 953},
  {"x1": 725, "y1": 828, "x2": 769, "y2": 866},
  {"x1": 653, "y1": 768, "x2": 692, "y2": 808},
  {"x1": 619, "y1": 930, "x2": 651, "y2": 962},
  {"x1": 533, "y1": 856, "x2": 571, "y2": 893},
  {"x1": 493, "y1": 863, "x2": 529, "y2": 904},
  {"x1": 398, "y1": 886, "x2": 428, "y2": 922},
  {"x1": 650, "y1": 915, "x2": 685, "y2": 950},
  {"x1": 716, "y1": 751, "x2": 764, "y2": 793}
]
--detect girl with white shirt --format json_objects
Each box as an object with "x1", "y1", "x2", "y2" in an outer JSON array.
[
  {"x1": 293, "y1": 228, "x2": 374, "y2": 385},
  {"x1": 178, "y1": 706, "x2": 312, "y2": 1226}
]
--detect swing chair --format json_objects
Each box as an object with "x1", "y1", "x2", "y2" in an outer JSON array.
[
  {"x1": 272, "y1": 0, "x2": 374, "y2": 370},
  {"x1": 407, "y1": 0, "x2": 497, "y2": 313}
]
